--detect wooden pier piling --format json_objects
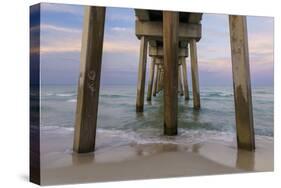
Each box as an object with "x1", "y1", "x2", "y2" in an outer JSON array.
[
  {"x1": 72, "y1": 9, "x2": 255, "y2": 154},
  {"x1": 190, "y1": 39, "x2": 201, "y2": 110},
  {"x1": 157, "y1": 66, "x2": 163, "y2": 93},
  {"x1": 229, "y1": 15, "x2": 255, "y2": 151},
  {"x1": 153, "y1": 64, "x2": 159, "y2": 96},
  {"x1": 178, "y1": 65, "x2": 184, "y2": 96},
  {"x1": 163, "y1": 11, "x2": 179, "y2": 135},
  {"x1": 136, "y1": 36, "x2": 148, "y2": 112},
  {"x1": 181, "y1": 58, "x2": 190, "y2": 100},
  {"x1": 159, "y1": 68, "x2": 164, "y2": 91},
  {"x1": 147, "y1": 58, "x2": 155, "y2": 101},
  {"x1": 73, "y1": 6, "x2": 106, "y2": 153}
]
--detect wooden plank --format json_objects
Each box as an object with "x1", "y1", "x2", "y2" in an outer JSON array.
[
  {"x1": 136, "y1": 20, "x2": 201, "y2": 41},
  {"x1": 154, "y1": 57, "x2": 164, "y2": 65},
  {"x1": 190, "y1": 39, "x2": 201, "y2": 110},
  {"x1": 188, "y1": 13, "x2": 203, "y2": 23},
  {"x1": 73, "y1": 6, "x2": 106, "y2": 153},
  {"x1": 163, "y1": 11, "x2": 179, "y2": 135},
  {"x1": 149, "y1": 45, "x2": 188, "y2": 57},
  {"x1": 149, "y1": 40, "x2": 157, "y2": 47},
  {"x1": 135, "y1": 9, "x2": 150, "y2": 21},
  {"x1": 153, "y1": 64, "x2": 159, "y2": 96},
  {"x1": 181, "y1": 57, "x2": 190, "y2": 100},
  {"x1": 229, "y1": 15, "x2": 255, "y2": 150},
  {"x1": 179, "y1": 41, "x2": 189, "y2": 48},
  {"x1": 147, "y1": 58, "x2": 155, "y2": 101},
  {"x1": 136, "y1": 36, "x2": 148, "y2": 112},
  {"x1": 149, "y1": 40, "x2": 188, "y2": 48}
]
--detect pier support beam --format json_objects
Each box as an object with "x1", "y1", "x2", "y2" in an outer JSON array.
[
  {"x1": 136, "y1": 36, "x2": 148, "y2": 112},
  {"x1": 178, "y1": 65, "x2": 184, "y2": 96},
  {"x1": 147, "y1": 58, "x2": 155, "y2": 101},
  {"x1": 159, "y1": 69, "x2": 164, "y2": 91},
  {"x1": 181, "y1": 58, "x2": 190, "y2": 100},
  {"x1": 229, "y1": 15, "x2": 255, "y2": 151},
  {"x1": 163, "y1": 11, "x2": 179, "y2": 135},
  {"x1": 190, "y1": 39, "x2": 201, "y2": 110},
  {"x1": 157, "y1": 67, "x2": 162, "y2": 93},
  {"x1": 73, "y1": 7, "x2": 106, "y2": 153},
  {"x1": 153, "y1": 64, "x2": 159, "y2": 96}
]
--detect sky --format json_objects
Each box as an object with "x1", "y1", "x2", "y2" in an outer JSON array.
[{"x1": 37, "y1": 3, "x2": 274, "y2": 86}]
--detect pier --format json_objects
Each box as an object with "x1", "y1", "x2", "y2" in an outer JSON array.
[{"x1": 73, "y1": 7, "x2": 255, "y2": 153}]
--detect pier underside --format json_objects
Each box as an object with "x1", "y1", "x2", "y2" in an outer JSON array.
[{"x1": 73, "y1": 7, "x2": 255, "y2": 153}]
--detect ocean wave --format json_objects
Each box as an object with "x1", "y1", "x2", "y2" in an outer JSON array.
[
  {"x1": 101, "y1": 128, "x2": 272, "y2": 145},
  {"x1": 202, "y1": 92, "x2": 233, "y2": 98},
  {"x1": 41, "y1": 125, "x2": 74, "y2": 133},
  {"x1": 100, "y1": 94, "x2": 132, "y2": 98},
  {"x1": 56, "y1": 93, "x2": 76, "y2": 97},
  {"x1": 45, "y1": 93, "x2": 54, "y2": 96},
  {"x1": 41, "y1": 125, "x2": 273, "y2": 147},
  {"x1": 254, "y1": 91, "x2": 272, "y2": 94},
  {"x1": 67, "y1": 99, "x2": 77, "y2": 103},
  {"x1": 88, "y1": 128, "x2": 236, "y2": 145}
]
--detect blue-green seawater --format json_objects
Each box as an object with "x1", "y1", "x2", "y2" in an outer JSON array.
[{"x1": 41, "y1": 85, "x2": 273, "y2": 145}]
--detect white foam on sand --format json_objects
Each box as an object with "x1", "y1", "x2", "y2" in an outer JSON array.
[{"x1": 41, "y1": 126, "x2": 273, "y2": 149}]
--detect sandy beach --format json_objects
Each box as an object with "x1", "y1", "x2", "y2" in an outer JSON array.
[{"x1": 40, "y1": 128, "x2": 273, "y2": 185}]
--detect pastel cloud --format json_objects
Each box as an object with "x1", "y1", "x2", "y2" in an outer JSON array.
[
  {"x1": 38, "y1": 4, "x2": 273, "y2": 86},
  {"x1": 197, "y1": 32, "x2": 273, "y2": 74},
  {"x1": 39, "y1": 23, "x2": 138, "y2": 54},
  {"x1": 196, "y1": 14, "x2": 273, "y2": 78},
  {"x1": 41, "y1": 24, "x2": 81, "y2": 33},
  {"x1": 41, "y1": 3, "x2": 83, "y2": 16}
]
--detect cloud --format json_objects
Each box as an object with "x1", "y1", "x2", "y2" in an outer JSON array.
[
  {"x1": 197, "y1": 57, "x2": 232, "y2": 73},
  {"x1": 40, "y1": 42, "x2": 81, "y2": 54},
  {"x1": 41, "y1": 3, "x2": 83, "y2": 16},
  {"x1": 104, "y1": 26, "x2": 138, "y2": 53},
  {"x1": 40, "y1": 39, "x2": 139, "y2": 54},
  {"x1": 111, "y1": 27, "x2": 133, "y2": 32},
  {"x1": 196, "y1": 16, "x2": 273, "y2": 76},
  {"x1": 39, "y1": 23, "x2": 139, "y2": 54},
  {"x1": 197, "y1": 31, "x2": 273, "y2": 74},
  {"x1": 107, "y1": 14, "x2": 133, "y2": 22},
  {"x1": 39, "y1": 23, "x2": 82, "y2": 54},
  {"x1": 248, "y1": 33, "x2": 273, "y2": 57},
  {"x1": 41, "y1": 24, "x2": 81, "y2": 33},
  {"x1": 106, "y1": 9, "x2": 134, "y2": 22},
  {"x1": 37, "y1": 8, "x2": 273, "y2": 86},
  {"x1": 103, "y1": 41, "x2": 139, "y2": 53}
]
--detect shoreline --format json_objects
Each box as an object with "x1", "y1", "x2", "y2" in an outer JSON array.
[{"x1": 40, "y1": 128, "x2": 273, "y2": 185}]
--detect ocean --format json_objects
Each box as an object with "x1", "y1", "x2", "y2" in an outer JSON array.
[{"x1": 40, "y1": 85, "x2": 274, "y2": 146}]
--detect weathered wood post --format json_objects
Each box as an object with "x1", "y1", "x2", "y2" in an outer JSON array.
[
  {"x1": 163, "y1": 11, "x2": 179, "y2": 135},
  {"x1": 178, "y1": 65, "x2": 184, "y2": 96},
  {"x1": 158, "y1": 70, "x2": 162, "y2": 92},
  {"x1": 147, "y1": 58, "x2": 155, "y2": 101},
  {"x1": 181, "y1": 57, "x2": 190, "y2": 100},
  {"x1": 157, "y1": 66, "x2": 162, "y2": 93},
  {"x1": 153, "y1": 64, "x2": 159, "y2": 96},
  {"x1": 190, "y1": 39, "x2": 201, "y2": 110},
  {"x1": 73, "y1": 6, "x2": 106, "y2": 153},
  {"x1": 229, "y1": 15, "x2": 255, "y2": 150},
  {"x1": 136, "y1": 36, "x2": 148, "y2": 112},
  {"x1": 159, "y1": 68, "x2": 164, "y2": 91}
]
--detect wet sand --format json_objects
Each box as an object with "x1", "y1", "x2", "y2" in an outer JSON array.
[{"x1": 40, "y1": 129, "x2": 273, "y2": 185}]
